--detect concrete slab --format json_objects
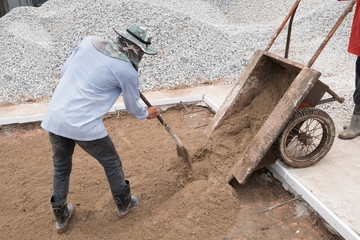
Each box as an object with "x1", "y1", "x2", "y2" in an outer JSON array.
[
  {"x1": 295, "y1": 118, "x2": 360, "y2": 231},
  {"x1": 0, "y1": 85, "x2": 359, "y2": 239},
  {"x1": 269, "y1": 117, "x2": 360, "y2": 239}
]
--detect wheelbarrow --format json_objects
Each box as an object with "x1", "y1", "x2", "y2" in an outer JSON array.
[{"x1": 204, "y1": 0, "x2": 356, "y2": 185}]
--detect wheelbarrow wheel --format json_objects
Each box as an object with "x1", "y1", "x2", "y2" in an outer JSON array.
[{"x1": 275, "y1": 107, "x2": 335, "y2": 168}]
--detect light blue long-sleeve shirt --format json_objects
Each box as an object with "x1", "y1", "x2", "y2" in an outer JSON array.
[{"x1": 41, "y1": 36, "x2": 148, "y2": 141}]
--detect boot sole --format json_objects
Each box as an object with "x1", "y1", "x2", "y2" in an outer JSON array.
[{"x1": 338, "y1": 132, "x2": 360, "y2": 140}]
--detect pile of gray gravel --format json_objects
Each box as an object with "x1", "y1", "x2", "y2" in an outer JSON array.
[{"x1": 0, "y1": 0, "x2": 356, "y2": 119}]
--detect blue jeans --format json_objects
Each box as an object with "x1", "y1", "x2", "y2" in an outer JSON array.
[
  {"x1": 49, "y1": 132, "x2": 127, "y2": 202},
  {"x1": 354, "y1": 56, "x2": 360, "y2": 105}
]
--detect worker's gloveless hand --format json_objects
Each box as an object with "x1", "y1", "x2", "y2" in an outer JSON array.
[{"x1": 146, "y1": 106, "x2": 160, "y2": 119}]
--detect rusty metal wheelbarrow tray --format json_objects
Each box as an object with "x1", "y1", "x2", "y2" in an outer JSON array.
[
  {"x1": 205, "y1": 50, "x2": 321, "y2": 184},
  {"x1": 204, "y1": 0, "x2": 356, "y2": 185}
]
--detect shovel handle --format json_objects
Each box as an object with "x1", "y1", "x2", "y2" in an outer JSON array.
[
  {"x1": 139, "y1": 91, "x2": 166, "y2": 126},
  {"x1": 139, "y1": 91, "x2": 185, "y2": 145},
  {"x1": 139, "y1": 91, "x2": 191, "y2": 168}
]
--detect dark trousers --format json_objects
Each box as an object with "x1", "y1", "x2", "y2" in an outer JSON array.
[
  {"x1": 49, "y1": 132, "x2": 127, "y2": 202},
  {"x1": 354, "y1": 56, "x2": 360, "y2": 105}
]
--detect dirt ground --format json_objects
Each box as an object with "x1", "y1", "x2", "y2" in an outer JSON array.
[{"x1": 0, "y1": 105, "x2": 341, "y2": 240}]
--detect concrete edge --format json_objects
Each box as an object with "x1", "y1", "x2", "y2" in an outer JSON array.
[
  {"x1": 0, "y1": 95, "x2": 204, "y2": 126},
  {"x1": 0, "y1": 114, "x2": 44, "y2": 125},
  {"x1": 268, "y1": 162, "x2": 360, "y2": 240},
  {"x1": 203, "y1": 95, "x2": 220, "y2": 112}
]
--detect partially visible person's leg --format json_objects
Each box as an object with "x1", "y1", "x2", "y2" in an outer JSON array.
[
  {"x1": 49, "y1": 132, "x2": 75, "y2": 233},
  {"x1": 339, "y1": 56, "x2": 360, "y2": 140},
  {"x1": 354, "y1": 56, "x2": 360, "y2": 105},
  {"x1": 76, "y1": 135, "x2": 138, "y2": 216},
  {"x1": 76, "y1": 135, "x2": 126, "y2": 194},
  {"x1": 50, "y1": 133, "x2": 76, "y2": 201}
]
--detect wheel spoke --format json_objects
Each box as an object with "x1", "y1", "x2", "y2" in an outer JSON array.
[
  {"x1": 312, "y1": 133, "x2": 323, "y2": 141},
  {"x1": 288, "y1": 139, "x2": 298, "y2": 156},
  {"x1": 307, "y1": 143, "x2": 315, "y2": 153},
  {"x1": 286, "y1": 120, "x2": 325, "y2": 158},
  {"x1": 311, "y1": 123, "x2": 322, "y2": 132},
  {"x1": 287, "y1": 138, "x2": 299, "y2": 156},
  {"x1": 297, "y1": 142, "x2": 306, "y2": 157}
]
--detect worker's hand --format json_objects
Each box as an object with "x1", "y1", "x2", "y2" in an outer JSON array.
[{"x1": 146, "y1": 106, "x2": 160, "y2": 119}]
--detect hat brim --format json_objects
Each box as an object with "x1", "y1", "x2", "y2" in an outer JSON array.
[{"x1": 113, "y1": 28, "x2": 157, "y2": 55}]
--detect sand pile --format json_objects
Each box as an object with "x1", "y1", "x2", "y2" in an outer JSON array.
[{"x1": 0, "y1": 103, "x2": 339, "y2": 239}]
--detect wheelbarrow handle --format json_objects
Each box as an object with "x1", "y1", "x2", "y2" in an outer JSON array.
[
  {"x1": 266, "y1": 0, "x2": 356, "y2": 66},
  {"x1": 307, "y1": 0, "x2": 357, "y2": 67},
  {"x1": 265, "y1": 0, "x2": 302, "y2": 52}
]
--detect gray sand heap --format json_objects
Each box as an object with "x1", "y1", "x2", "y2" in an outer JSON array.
[{"x1": 0, "y1": 0, "x2": 355, "y2": 119}]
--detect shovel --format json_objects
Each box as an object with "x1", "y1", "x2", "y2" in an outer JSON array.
[{"x1": 139, "y1": 91, "x2": 192, "y2": 168}]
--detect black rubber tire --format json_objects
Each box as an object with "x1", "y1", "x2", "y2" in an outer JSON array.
[{"x1": 275, "y1": 107, "x2": 335, "y2": 168}]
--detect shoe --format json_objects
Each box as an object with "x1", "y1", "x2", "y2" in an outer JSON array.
[
  {"x1": 51, "y1": 196, "x2": 74, "y2": 234},
  {"x1": 338, "y1": 114, "x2": 360, "y2": 140},
  {"x1": 113, "y1": 180, "x2": 139, "y2": 217}
]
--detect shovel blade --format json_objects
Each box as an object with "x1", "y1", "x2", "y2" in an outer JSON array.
[{"x1": 176, "y1": 144, "x2": 192, "y2": 168}]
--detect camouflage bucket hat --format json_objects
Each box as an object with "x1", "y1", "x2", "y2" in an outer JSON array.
[{"x1": 113, "y1": 23, "x2": 157, "y2": 55}]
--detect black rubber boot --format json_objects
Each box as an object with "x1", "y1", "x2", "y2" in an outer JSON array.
[
  {"x1": 113, "y1": 180, "x2": 139, "y2": 217},
  {"x1": 51, "y1": 196, "x2": 74, "y2": 233}
]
